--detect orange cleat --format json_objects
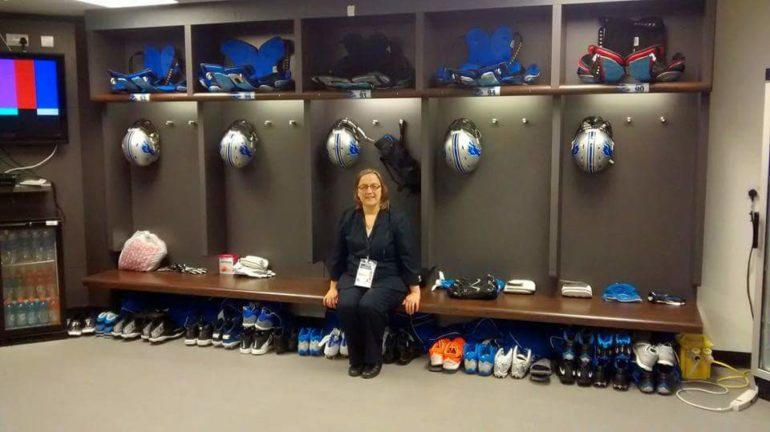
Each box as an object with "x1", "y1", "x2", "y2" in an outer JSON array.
[
  {"x1": 442, "y1": 337, "x2": 466, "y2": 372},
  {"x1": 429, "y1": 338, "x2": 451, "y2": 372}
]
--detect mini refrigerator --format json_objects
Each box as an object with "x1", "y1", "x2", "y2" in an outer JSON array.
[{"x1": 0, "y1": 219, "x2": 66, "y2": 344}]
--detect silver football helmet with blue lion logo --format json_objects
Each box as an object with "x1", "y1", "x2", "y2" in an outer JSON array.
[
  {"x1": 219, "y1": 119, "x2": 259, "y2": 168},
  {"x1": 443, "y1": 118, "x2": 482, "y2": 175},
  {"x1": 121, "y1": 119, "x2": 160, "y2": 167},
  {"x1": 326, "y1": 118, "x2": 373, "y2": 168},
  {"x1": 570, "y1": 116, "x2": 615, "y2": 174}
]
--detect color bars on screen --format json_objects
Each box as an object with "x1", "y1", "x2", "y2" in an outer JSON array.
[{"x1": 0, "y1": 59, "x2": 60, "y2": 116}]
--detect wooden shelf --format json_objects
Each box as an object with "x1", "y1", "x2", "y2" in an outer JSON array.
[
  {"x1": 83, "y1": 270, "x2": 702, "y2": 333},
  {"x1": 90, "y1": 82, "x2": 712, "y2": 103},
  {"x1": 558, "y1": 82, "x2": 713, "y2": 95}
]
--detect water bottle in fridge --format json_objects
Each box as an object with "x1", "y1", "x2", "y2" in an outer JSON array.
[
  {"x1": 26, "y1": 299, "x2": 38, "y2": 326},
  {"x1": 16, "y1": 300, "x2": 28, "y2": 327},
  {"x1": 48, "y1": 297, "x2": 59, "y2": 324},
  {"x1": 4, "y1": 301, "x2": 15, "y2": 329},
  {"x1": 18, "y1": 230, "x2": 32, "y2": 263},
  {"x1": 37, "y1": 298, "x2": 49, "y2": 325},
  {"x1": 42, "y1": 229, "x2": 55, "y2": 261},
  {"x1": 5, "y1": 231, "x2": 18, "y2": 264}
]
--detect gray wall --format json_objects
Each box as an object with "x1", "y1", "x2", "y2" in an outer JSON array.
[{"x1": 0, "y1": 16, "x2": 96, "y2": 307}]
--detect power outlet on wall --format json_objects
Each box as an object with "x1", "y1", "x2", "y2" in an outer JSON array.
[{"x1": 6, "y1": 33, "x2": 29, "y2": 47}]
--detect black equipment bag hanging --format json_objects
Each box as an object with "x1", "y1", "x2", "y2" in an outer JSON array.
[{"x1": 374, "y1": 120, "x2": 421, "y2": 194}]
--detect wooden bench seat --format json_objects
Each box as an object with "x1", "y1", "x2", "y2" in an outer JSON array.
[{"x1": 83, "y1": 270, "x2": 702, "y2": 333}]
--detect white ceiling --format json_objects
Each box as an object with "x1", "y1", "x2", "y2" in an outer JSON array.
[{"x1": 0, "y1": 0, "x2": 224, "y2": 16}]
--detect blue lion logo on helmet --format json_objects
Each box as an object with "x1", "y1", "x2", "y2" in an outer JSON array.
[
  {"x1": 239, "y1": 145, "x2": 253, "y2": 157},
  {"x1": 349, "y1": 140, "x2": 360, "y2": 156},
  {"x1": 467, "y1": 143, "x2": 481, "y2": 157},
  {"x1": 602, "y1": 141, "x2": 613, "y2": 157},
  {"x1": 571, "y1": 140, "x2": 580, "y2": 156},
  {"x1": 141, "y1": 142, "x2": 156, "y2": 155}
]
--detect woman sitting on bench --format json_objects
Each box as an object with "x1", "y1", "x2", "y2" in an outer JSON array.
[{"x1": 323, "y1": 168, "x2": 421, "y2": 379}]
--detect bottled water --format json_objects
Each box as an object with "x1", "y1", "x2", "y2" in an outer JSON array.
[
  {"x1": 18, "y1": 230, "x2": 32, "y2": 263},
  {"x1": 37, "y1": 298, "x2": 49, "y2": 325},
  {"x1": 26, "y1": 299, "x2": 38, "y2": 326},
  {"x1": 16, "y1": 301, "x2": 28, "y2": 327},
  {"x1": 42, "y1": 229, "x2": 55, "y2": 261},
  {"x1": 32, "y1": 230, "x2": 45, "y2": 261},
  {"x1": 4, "y1": 301, "x2": 15, "y2": 329},
  {"x1": 5, "y1": 231, "x2": 18, "y2": 264}
]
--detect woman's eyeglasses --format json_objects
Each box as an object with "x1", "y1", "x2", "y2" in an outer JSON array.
[{"x1": 358, "y1": 184, "x2": 382, "y2": 191}]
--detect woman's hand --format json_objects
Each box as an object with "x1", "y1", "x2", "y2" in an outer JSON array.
[
  {"x1": 323, "y1": 282, "x2": 338, "y2": 309},
  {"x1": 402, "y1": 285, "x2": 421, "y2": 315}
]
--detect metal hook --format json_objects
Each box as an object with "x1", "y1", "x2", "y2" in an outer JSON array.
[
  {"x1": 659, "y1": 116, "x2": 667, "y2": 124},
  {"x1": 289, "y1": 120, "x2": 298, "y2": 127},
  {"x1": 187, "y1": 120, "x2": 197, "y2": 127},
  {"x1": 164, "y1": 120, "x2": 175, "y2": 127},
  {"x1": 372, "y1": 119, "x2": 380, "y2": 126},
  {"x1": 491, "y1": 118, "x2": 499, "y2": 126},
  {"x1": 626, "y1": 117, "x2": 632, "y2": 124},
  {"x1": 264, "y1": 120, "x2": 273, "y2": 127},
  {"x1": 521, "y1": 118, "x2": 529, "y2": 125}
]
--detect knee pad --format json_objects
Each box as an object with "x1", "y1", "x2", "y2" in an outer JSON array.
[
  {"x1": 626, "y1": 45, "x2": 685, "y2": 83},
  {"x1": 577, "y1": 45, "x2": 626, "y2": 84}
]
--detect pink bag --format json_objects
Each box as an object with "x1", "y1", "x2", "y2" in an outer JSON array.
[{"x1": 118, "y1": 231, "x2": 167, "y2": 272}]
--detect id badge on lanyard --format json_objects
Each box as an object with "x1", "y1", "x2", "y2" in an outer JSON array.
[{"x1": 355, "y1": 258, "x2": 377, "y2": 288}]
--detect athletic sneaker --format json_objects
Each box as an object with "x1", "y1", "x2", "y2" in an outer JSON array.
[
  {"x1": 255, "y1": 306, "x2": 282, "y2": 331},
  {"x1": 242, "y1": 303, "x2": 259, "y2": 328},
  {"x1": 102, "y1": 312, "x2": 118, "y2": 335},
  {"x1": 273, "y1": 327, "x2": 288, "y2": 354},
  {"x1": 197, "y1": 321, "x2": 213, "y2": 347},
  {"x1": 655, "y1": 342, "x2": 678, "y2": 395},
  {"x1": 442, "y1": 337, "x2": 465, "y2": 372},
  {"x1": 339, "y1": 332, "x2": 348, "y2": 358},
  {"x1": 478, "y1": 343, "x2": 496, "y2": 377},
  {"x1": 557, "y1": 358, "x2": 576, "y2": 384},
  {"x1": 638, "y1": 370, "x2": 656, "y2": 394},
  {"x1": 382, "y1": 328, "x2": 397, "y2": 364},
  {"x1": 287, "y1": 327, "x2": 299, "y2": 353},
  {"x1": 511, "y1": 346, "x2": 533, "y2": 379},
  {"x1": 251, "y1": 330, "x2": 273, "y2": 355},
  {"x1": 396, "y1": 330, "x2": 420, "y2": 365},
  {"x1": 576, "y1": 359, "x2": 594, "y2": 387},
  {"x1": 633, "y1": 342, "x2": 658, "y2": 372},
  {"x1": 82, "y1": 314, "x2": 96, "y2": 335},
  {"x1": 429, "y1": 338, "x2": 451, "y2": 372},
  {"x1": 110, "y1": 313, "x2": 133, "y2": 338},
  {"x1": 240, "y1": 328, "x2": 255, "y2": 354},
  {"x1": 95, "y1": 311, "x2": 109, "y2": 335},
  {"x1": 298, "y1": 327, "x2": 311, "y2": 356},
  {"x1": 320, "y1": 328, "x2": 342, "y2": 358},
  {"x1": 148, "y1": 318, "x2": 184, "y2": 343},
  {"x1": 493, "y1": 347, "x2": 513, "y2": 378},
  {"x1": 309, "y1": 328, "x2": 323, "y2": 356},
  {"x1": 67, "y1": 318, "x2": 83, "y2": 337},
  {"x1": 529, "y1": 358, "x2": 553, "y2": 383},
  {"x1": 184, "y1": 316, "x2": 200, "y2": 346},
  {"x1": 612, "y1": 354, "x2": 631, "y2": 391},
  {"x1": 212, "y1": 310, "x2": 228, "y2": 347},
  {"x1": 222, "y1": 317, "x2": 243, "y2": 349},
  {"x1": 463, "y1": 341, "x2": 479, "y2": 374},
  {"x1": 593, "y1": 332, "x2": 614, "y2": 387},
  {"x1": 121, "y1": 315, "x2": 144, "y2": 340},
  {"x1": 576, "y1": 329, "x2": 594, "y2": 364},
  {"x1": 562, "y1": 328, "x2": 577, "y2": 361}
]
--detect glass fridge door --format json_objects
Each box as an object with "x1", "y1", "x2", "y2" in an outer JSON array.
[{"x1": 1, "y1": 225, "x2": 61, "y2": 331}]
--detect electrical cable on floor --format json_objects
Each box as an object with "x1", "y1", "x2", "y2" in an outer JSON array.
[
  {"x1": 676, "y1": 360, "x2": 751, "y2": 412},
  {"x1": 747, "y1": 246, "x2": 755, "y2": 320},
  {"x1": 3, "y1": 145, "x2": 58, "y2": 174}
]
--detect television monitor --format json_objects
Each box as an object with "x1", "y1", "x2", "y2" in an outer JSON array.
[{"x1": 0, "y1": 52, "x2": 68, "y2": 145}]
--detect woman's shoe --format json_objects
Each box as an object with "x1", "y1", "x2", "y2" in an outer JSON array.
[
  {"x1": 348, "y1": 364, "x2": 364, "y2": 377},
  {"x1": 362, "y1": 363, "x2": 382, "y2": 379}
]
